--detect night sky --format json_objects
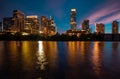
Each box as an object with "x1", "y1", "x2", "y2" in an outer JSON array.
[{"x1": 1, "y1": 0, "x2": 120, "y2": 33}]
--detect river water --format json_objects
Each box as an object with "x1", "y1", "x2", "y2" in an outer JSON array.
[{"x1": 0, "y1": 41, "x2": 120, "y2": 79}]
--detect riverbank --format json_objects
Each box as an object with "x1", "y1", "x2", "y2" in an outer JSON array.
[{"x1": 0, "y1": 33, "x2": 120, "y2": 41}]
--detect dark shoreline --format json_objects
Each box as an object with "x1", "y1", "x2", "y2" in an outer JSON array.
[{"x1": 0, "y1": 33, "x2": 120, "y2": 41}]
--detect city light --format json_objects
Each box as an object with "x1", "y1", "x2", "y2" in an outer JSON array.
[
  {"x1": 39, "y1": 31, "x2": 43, "y2": 34},
  {"x1": 0, "y1": 9, "x2": 120, "y2": 41},
  {"x1": 26, "y1": 15, "x2": 38, "y2": 18},
  {"x1": 71, "y1": 9, "x2": 76, "y2": 12},
  {"x1": 21, "y1": 32, "x2": 30, "y2": 36}
]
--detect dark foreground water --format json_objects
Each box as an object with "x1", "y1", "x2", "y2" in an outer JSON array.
[{"x1": 0, "y1": 41, "x2": 120, "y2": 79}]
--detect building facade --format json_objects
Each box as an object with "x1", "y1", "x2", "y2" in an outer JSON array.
[
  {"x1": 82, "y1": 20, "x2": 89, "y2": 31},
  {"x1": 25, "y1": 15, "x2": 40, "y2": 34},
  {"x1": 70, "y1": 9, "x2": 76, "y2": 31},
  {"x1": 41, "y1": 16, "x2": 56, "y2": 36},
  {"x1": 112, "y1": 21, "x2": 119, "y2": 34},
  {"x1": 3, "y1": 17, "x2": 13, "y2": 32},
  {"x1": 41, "y1": 16, "x2": 49, "y2": 35},
  {"x1": 82, "y1": 19, "x2": 90, "y2": 34},
  {"x1": 96, "y1": 23, "x2": 105, "y2": 34},
  {"x1": 48, "y1": 17, "x2": 56, "y2": 35},
  {"x1": 13, "y1": 10, "x2": 25, "y2": 32}
]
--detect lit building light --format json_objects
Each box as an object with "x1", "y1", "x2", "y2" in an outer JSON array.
[
  {"x1": 71, "y1": 9, "x2": 76, "y2": 12},
  {"x1": 39, "y1": 31, "x2": 43, "y2": 34},
  {"x1": 22, "y1": 32, "x2": 30, "y2": 35},
  {"x1": 26, "y1": 15, "x2": 38, "y2": 19}
]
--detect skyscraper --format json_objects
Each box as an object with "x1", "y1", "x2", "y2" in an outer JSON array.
[
  {"x1": 26, "y1": 15, "x2": 40, "y2": 33},
  {"x1": 41, "y1": 16, "x2": 49, "y2": 35},
  {"x1": 48, "y1": 16, "x2": 57, "y2": 35},
  {"x1": 41, "y1": 16, "x2": 57, "y2": 36},
  {"x1": 82, "y1": 19, "x2": 89, "y2": 31},
  {"x1": 96, "y1": 23, "x2": 105, "y2": 34},
  {"x1": 70, "y1": 8, "x2": 76, "y2": 31},
  {"x1": 3, "y1": 17, "x2": 13, "y2": 32},
  {"x1": 13, "y1": 10, "x2": 25, "y2": 32},
  {"x1": 112, "y1": 21, "x2": 119, "y2": 34}
]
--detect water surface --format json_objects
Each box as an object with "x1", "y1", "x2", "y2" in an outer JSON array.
[{"x1": 0, "y1": 41, "x2": 120, "y2": 79}]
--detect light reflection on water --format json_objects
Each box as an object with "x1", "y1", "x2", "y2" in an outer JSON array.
[
  {"x1": 0, "y1": 41, "x2": 120, "y2": 79},
  {"x1": 37, "y1": 41, "x2": 48, "y2": 70},
  {"x1": 92, "y1": 42, "x2": 103, "y2": 76}
]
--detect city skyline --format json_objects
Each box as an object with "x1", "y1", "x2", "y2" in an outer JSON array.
[{"x1": 1, "y1": 0, "x2": 120, "y2": 33}]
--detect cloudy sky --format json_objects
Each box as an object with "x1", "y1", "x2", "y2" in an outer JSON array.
[{"x1": 1, "y1": 0, "x2": 120, "y2": 33}]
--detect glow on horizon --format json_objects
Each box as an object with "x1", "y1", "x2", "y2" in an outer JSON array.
[{"x1": 86, "y1": 0, "x2": 120, "y2": 25}]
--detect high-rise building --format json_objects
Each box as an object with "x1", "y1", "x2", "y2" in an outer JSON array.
[
  {"x1": 70, "y1": 8, "x2": 76, "y2": 31},
  {"x1": 82, "y1": 19, "x2": 91, "y2": 34},
  {"x1": 41, "y1": 16, "x2": 57, "y2": 36},
  {"x1": 41, "y1": 16, "x2": 49, "y2": 35},
  {"x1": 13, "y1": 10, "x2": 25, "y2": 32},
  {"x1": 25, "y1": 15, "x2": 40, "y2": 33},
  {"x1": 48, "y1": 16, "x2": 56, "y2": 35},
  {"x1": 96, "y1": 23, "x2": 105, "y2": 34},
  {"x1": 112, "y1": 21, "x2": 119, "y2": 34},
  {"x1": 3, "y1": 17, "x2": 13, "y2": 32},
  {"x1": 82, "y1": 19, "x2": 89, "y2": 31}
]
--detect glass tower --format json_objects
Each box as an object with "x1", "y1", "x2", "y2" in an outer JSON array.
[{"x1": 70, "y1": 9, "x2": 76, "y2": 31}]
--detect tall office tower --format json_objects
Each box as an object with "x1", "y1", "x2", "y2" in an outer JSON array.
[
  {"x1": 82, "y1": 19, "x2": 89, "y2": 31},
  {"x1": 41, "y1": 16, "x2": 57, "y2": 36},
  {"x1": 13, "y1": 10, "x2": 25, "y2": 32},
  {"x1": 48, "y1": 16, "x2": 57, "y2": 35},
  {"x1": 41, "y1": 16, "x2": 49, "y2": 35},
  {"x1": 3, "y1": 17, "x2": 13, "y2": 32},
  {"x1": 96, "y1": 23, "x2": 105, "y2": 34},
  {"x1": 26, "y1": 15, "x2": 40, "y2": 33},
  {"x1": 70, "y1": 8, "x2": 76, "y2": 31},
  {"x1": 112, "y1": 21, "x2": 119, "y2": 34}
]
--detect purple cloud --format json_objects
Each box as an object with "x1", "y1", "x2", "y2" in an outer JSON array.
[
  {"x1": 86, "y1": 0, "x2": 120, "y2": 25},
  {"x1": 99, "y1": 12, "x2": 120, "y2": 23}
]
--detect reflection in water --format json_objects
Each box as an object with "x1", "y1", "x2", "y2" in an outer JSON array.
[
  {"x1": 111, "y1": 42, "x2": 120, "y2": 72},
  {"x1": 36, "y1": 41, "x2": 58, "y2": 79},
  {"x1": 79, "y1": 42, "x2": 90, "y2": 63},
  {"x1": 0, "y1": 41, "x2": 4, "y2": 68},
  {"x1": 21, "y1": 41, "x2": 36, "y2": 70},
  {"x1": 92, "y1": 42, "x2": 104, "y2": 76},
  {"x1": 67, "y1": 42, "x2": 77, "y2": 67},
  {"x1": 112, "y1": 42, "x2": 118, "y2": 53},
  {"x1": 93, "y1": 42, "x2": 100, "y2": 75},
  {"x1": 66, "y1": 42, "x2": 92, "y2": 79},
  {"x1": 67, "y1": 42, "x2": 79, "y2": 79},
  {"x1": 45, "y1": 41, "x2": 58, "y2": 69},
  {"x1": 37, "y1": 41, "x2": 48, "y2": 70},
  {"x1": 0, "y1": 41, "x2": 120, "y2": 79},
  {"x1": 7, "y1": 41, "x2": 18, "y2": 53},
  {"x1": 112, "y1": 42, "x2": 119, "y2": 60},
  {"x1": 7, "y1": 41, "x2": 18, "y2": 68}
]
